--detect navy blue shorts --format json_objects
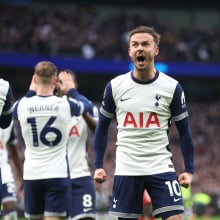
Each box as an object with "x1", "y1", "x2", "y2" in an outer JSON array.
[
  {"x1": 69, "y1": 176, "x2": 96, "y2": 219},
  {"x1": 24, "y1": 178, "x2": 70, "y2": 219},
  {"x1": 109, "y1": 172, "x2": 184, "y2": 219},
  {"x1": 1, "y1": 181, "x2": 17, "y2": 203}
]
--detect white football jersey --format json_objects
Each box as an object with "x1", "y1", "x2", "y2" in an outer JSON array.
[
  {"x1": 13, "y1": 95, "x2": 80, "y2": 180},
  {"x1": 101, "y1": 71, "x2": 188, "y2": 175},
  {"x1": 0, "y1": 122, "x2": 16, "y2": 184},
  {"x1": 68, "y1": 106, "x2": 98, "y2": 179},
  {"x1": 0, "y1": 78, "x2": 9, "y2": 116},
  {"x1": 0, "y1": 78, "x2": 10, "y2": 168}
]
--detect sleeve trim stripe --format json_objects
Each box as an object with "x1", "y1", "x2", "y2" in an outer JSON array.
[
  {"x1": 100, "y1": 106, "x2": 114, "y2": 118},
  {"x1": 2, "y1": 107, "x2": 13, "y2": 115},
  {"x1": 79, "y1": 101, "x2": 84, "y2": 115},
  {"x1": 173, "y1": 111, "x2": 188, "y2": 121}
]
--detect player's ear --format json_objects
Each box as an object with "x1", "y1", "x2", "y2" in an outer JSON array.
[
  {"x1": 154, "y1": 46, "x2": 159, "y2": 56},
  {"x1": 33, "y1": 74, "x2": 37, "y2": 83},
  {"x1": 128, "y1": 47, "x2": 132, "y2": 58},
  {"x1": 53, "y1": 75, "x2": 58, "y2": 85}
]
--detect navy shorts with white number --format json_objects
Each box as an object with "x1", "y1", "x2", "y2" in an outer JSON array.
[
  {"x1": 1, "y1": 181, "x2": 17, "y2": 203},
  {"x1": 24, "y1": 178, "x2": 70, "y2": 219},
  {"x1": 109, "y1": 172, "x2": 184, "y2": 219},
  {"x1": 69, "y1": 176, "x2": 96, "y2": 220}
]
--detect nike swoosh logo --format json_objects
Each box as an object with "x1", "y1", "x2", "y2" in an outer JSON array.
[
  {"x1": 120, "y1": 97, "x2": 131, "y2": 102},
  {"x1": 173, "y1": 197, "x2": 182, "y2": 202},
  {"x1": 83, "y1": 208, "x2": 92, "y2": 212}
]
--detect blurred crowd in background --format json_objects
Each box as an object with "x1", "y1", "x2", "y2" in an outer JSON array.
[
  {"x1": 1, "y1": 1, "x2": 220, "y2": 217},
  {"x1": 0, "y1": 3, "x2": 220, "y2": 63}
]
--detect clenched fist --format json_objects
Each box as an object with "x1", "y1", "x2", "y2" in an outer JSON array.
[{"x1": 94, "y1": 168, "x2": 107, "y2": 184}]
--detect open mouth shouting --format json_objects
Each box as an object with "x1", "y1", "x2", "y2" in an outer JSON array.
[{"x1": 136, "y1": 54, "x2": 146, "y2": 66}]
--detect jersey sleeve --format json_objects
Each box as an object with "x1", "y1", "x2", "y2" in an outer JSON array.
[
  {"x1": 170, "y1": 83, "x2": 194, "y2": 174},
  {"x1": 67, "y1": 88, "x2": 93, "y2": 116},
  {"x1": 94, "y1": 82, "x2": 115, "y2": 169},
  {"x1": 170, "y1": 83, "x2": 188, "y2": 121},
  {"x1": 0, "y1": 83, "x2": 13, "y2": 129},
  {"x1": 99, "y1": 82, "x2": 116, "y2": 118}
]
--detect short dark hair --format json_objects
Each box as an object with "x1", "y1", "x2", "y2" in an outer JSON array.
[
  {"x1": 128, "y1": 26, "x2": 161, "y2": 46},
  {"x1": 58, "y1": 69, "x2": 78, "y2": 88}
]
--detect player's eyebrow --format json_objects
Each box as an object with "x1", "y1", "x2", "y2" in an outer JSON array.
[{"x1": 131, "y1": 40, "x2": 150, "y2": 44}]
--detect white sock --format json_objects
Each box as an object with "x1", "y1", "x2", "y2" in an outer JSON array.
[{"x1": 2, "y1": 210, "x2": 18, "y2": 220}]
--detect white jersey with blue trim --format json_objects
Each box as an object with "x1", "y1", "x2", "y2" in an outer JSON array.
[
  {"x1": 68, "y1": 106, "x2": 98, "y2": 179},
  {"x1": 0, "y1": 79, "x2": 10, "y2": 167},
  {"x1": 14, "y1": 95, "x2": 75, "y2": 180},
  {"x1": 0, "y1": 122, "x2": 16, "y2": 184},
  {"x1": 101, "y1": 71, "x2": 188, "y2": 176},
  {"x1": 0, "y1": 78, "x2": 9, "y2": 116}
]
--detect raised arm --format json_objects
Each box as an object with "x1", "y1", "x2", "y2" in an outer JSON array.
[{"x1": 57, "y1": 71, "x2": 93, "y2": 115}]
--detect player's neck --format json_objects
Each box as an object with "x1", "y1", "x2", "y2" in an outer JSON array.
[
  {"x1": 134, "y1": 67, "x2": 156, "y2": 81},
  {"x1": 36, "y1": 85, "x2": 54, "y2": 96}
]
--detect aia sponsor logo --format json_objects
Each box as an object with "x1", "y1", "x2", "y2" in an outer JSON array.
[{"x1": 123, "y1": 112, "x2": 160, "y2": 128}]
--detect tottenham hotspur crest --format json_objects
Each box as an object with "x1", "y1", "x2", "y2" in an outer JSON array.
[{"x1": 155, "y1": 94, "x2": 161, "y2": 107}]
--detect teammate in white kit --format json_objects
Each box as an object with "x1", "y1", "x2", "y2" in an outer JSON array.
[
  {"x1": 13, "y1": 61, "x2": 93, "y2": 220},
  {"x1": 93, "y1": 26, "x2": 194, "y2": 220},
  {"x1": 0, "y1": 78, "x2": 13, "y2": 207},
  {"x1": 0, "y1": 78, "x2": 13, "y2": 129},
  {"x1": 56, "y1": 70, "x2": 98, "y2": 220},
  {"x1": 0, "y1": 122, "x2": 23, "y2": 220}
]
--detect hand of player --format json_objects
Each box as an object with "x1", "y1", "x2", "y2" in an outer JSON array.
[
  {"x1": 94, "y1": 168, "x2": 107, "y2": 184},
  {"x1": 178, "y1": 172, "x2": 193, "y2": 188},
  {"x1": 56, "y1": 71, "x2": 76, "y2": 95}
]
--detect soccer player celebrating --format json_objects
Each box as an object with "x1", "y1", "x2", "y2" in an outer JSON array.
[
  {"x1": 13, "y1": 61, "x2": 93, "y2": 220},
  {"x1": 93, "y1": 26, "x2": 194, "y2": 220},
  {"x1": 56, "y1": 69, "x2": 98, "y2": 220}
]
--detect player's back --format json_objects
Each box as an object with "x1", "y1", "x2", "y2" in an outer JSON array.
[
  {"x1": 68, "y1": 116, "x2": 89, "y2": 178},
  {"x1": 68, "y1": 105, "x2": 98, "y2": 178},
  {"x1": 14, "y1": 95, "x2": 72, "y2": 180}
]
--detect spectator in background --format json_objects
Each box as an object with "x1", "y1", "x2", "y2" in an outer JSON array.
[
  {"x1": 0, "y1": 5, "x2": 219, "y2": 63},
  {"x1": 192, "y1": 191, "x2": 214, "y2": 220}
]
